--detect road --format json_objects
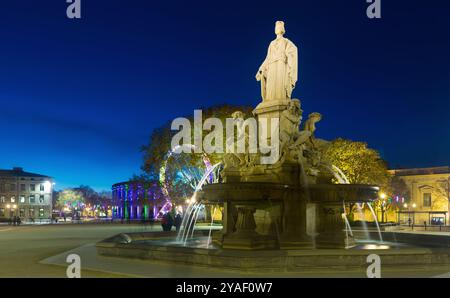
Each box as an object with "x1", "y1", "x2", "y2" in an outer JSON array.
[
  {"x1": 0, "y1": 223, "x2": 154, "y2": 277},
  {"x1": 1, "y1": 224, "x2": 450, "y2": 278}
]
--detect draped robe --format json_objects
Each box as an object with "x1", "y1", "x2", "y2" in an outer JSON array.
[{"x1": 258, "y1": 37, "x2": 298, "y2": 102}]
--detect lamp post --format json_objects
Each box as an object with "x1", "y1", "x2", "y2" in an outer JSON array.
[
  {"x1": 6, "y1": 204, "x2": 17, "y2": 224},
  {"x1": 379, "y1": 193, "x2": 386, "y2": 223}
]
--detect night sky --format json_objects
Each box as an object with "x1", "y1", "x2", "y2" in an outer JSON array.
[{"x1": 1, "y1": 0, "x2": 449, "y2": 191}]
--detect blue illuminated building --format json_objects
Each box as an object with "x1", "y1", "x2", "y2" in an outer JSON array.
[{"x1": 111, "y1": 181, "x2": 166, "y2": 221}]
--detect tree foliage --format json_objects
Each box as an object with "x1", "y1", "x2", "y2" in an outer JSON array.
[
  {"x1": 55, "y1": 186, "x2": 112, "y2": 210},
  {"x1": 140, "y1": 104, "x2": 253, "y2": 202},
  {"x1": 321, "y1": 138, "x2": 390, "y2": 191}
]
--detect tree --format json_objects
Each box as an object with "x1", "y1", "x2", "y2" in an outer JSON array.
[
  {"x1": 390, "y1": 176, "x2": 410, "y2": 201},
  {"x1": 322, "y1": 138, "x2": 390, "y2": 189},
  {"x1": 140, "y1": 104, "x2": 253, "y2": 202},
  {"x1": 55, "y1": 186, "x2": 112, "y2": 217},
  {"x1": 56, "y1": 189, "x2": 84, "y2": 210},
  {"x1": 321, "y1": 138, "x2": 391, "y2": 221}
]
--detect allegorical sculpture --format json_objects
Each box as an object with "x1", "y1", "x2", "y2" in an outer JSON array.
[{"x1": 256, "y1": 21, "x2": 298, "y2": 102}]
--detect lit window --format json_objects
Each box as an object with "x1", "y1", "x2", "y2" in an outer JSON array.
[
  {"x1": 0, "y1": 196, "x2": 5, "y2": 203},
  {"x1": 423, "y1": 193, "x2": 431, "y2": 207},
  {"x1": 39, "y1": 195, "x2": 45, "y2": 204},
  {"x1": 0, "y1": 208, "x2": 4, "y2": 217},
  {"x1": 20, "y1": 196, "x2": 25, "y2": 203},
  {"x1": 39, "y1": 208, "x2": 44, "y2": 217},
  {"x1": 10, "y1": 196, "x2": 15, "y2": 203}
]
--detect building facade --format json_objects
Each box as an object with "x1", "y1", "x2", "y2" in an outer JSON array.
[
  {"x1": 390, "y1": 167, "x2": 450, "y2": 226},
  {"x1": 0, "y1": 167, "x2": 53, "y2": 221},
  {"x1": 112, "y1": 181, "x2": 168, "y2": 221}
]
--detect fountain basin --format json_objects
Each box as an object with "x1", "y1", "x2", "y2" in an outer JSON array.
[
  {"x1": 197, "y1": 182, "x2": 378, "y2": 250},
  {"x1": 198, "y1": 182, "x2": 379, "y2": 203},
  {"x1": 96, "y1": 231, "x2": 450, "y2": 272}
]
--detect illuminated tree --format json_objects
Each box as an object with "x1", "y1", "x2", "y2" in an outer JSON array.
[
  {"x1": 322, "y1": 138, "x2": 391, "y2": 221},
  {"x1": 56, "y1": 189, "x2": 84, "y2": 210},
  {"x1": 141, "y1": 104, "x2": 253, "y2": 202},
  {"x1": 322, "y1": 138, "x2": 390, "y2": 188}
]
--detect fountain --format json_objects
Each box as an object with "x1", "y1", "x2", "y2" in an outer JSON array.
[{"x1": 96, "y1": 21, "x2": 450, "y2": 272}]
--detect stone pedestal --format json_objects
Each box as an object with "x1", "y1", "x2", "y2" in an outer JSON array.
[
  {"x1": 315, "y1": 203, "x2": 355, "y2": 249},
  {"x1": 222, "y1": 204, "x2": 276, "y2": 250},
  {"x1": 253, "y1": 99, "x2": 295, "y2": 150},
  {"x1": 279, "y1": 191, "x2": 313, "y2": 249}
]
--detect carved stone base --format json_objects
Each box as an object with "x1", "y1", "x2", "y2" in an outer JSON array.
[
  {"x1": 222, "y1": 232, "x2": 277, "y2": 250},
  {"x1": 315, "y1": 230, "x2": 356, "y2": 249},
  {"x1": 279, "y1": 234, "x2": 314, "y2": 249},
  {"x1": 315, "y1": 203, "x2": 356, "y2": 249},
  {"x1": 253, "y1": 98, "x2": 292, "y2": 115}
]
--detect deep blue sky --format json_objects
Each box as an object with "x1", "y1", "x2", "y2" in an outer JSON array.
[{"x1": 1, "y1": 0, "x2": 449, "y2": 191}]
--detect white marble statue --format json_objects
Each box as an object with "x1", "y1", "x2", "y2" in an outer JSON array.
[{"x1": 256, "y1": 21, "x2": 298, "y2": 102}]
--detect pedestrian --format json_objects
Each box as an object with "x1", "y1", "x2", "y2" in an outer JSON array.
[
  {"x1": 175, "y1": 213, "x2": 182, "y2": 232},
  {"x1": 161, "y1": 213, "x2": 169, "y2": 231}
]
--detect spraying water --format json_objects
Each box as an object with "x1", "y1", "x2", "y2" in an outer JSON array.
[
  {"x1": 320, "y1": 163, "x2": 350, "y2": 184},
  {"x1": 206, "y1": 206, "x2": 217, "y2": 248},
  {"x1": 367, "y1": 203, "x2": 383, "y2": 242},
  {"x1": 176, "y1": 162, "x2": 222, "y2": 245},
  {"x1": 342, "y1": 201, "x2": 354, "y2": 237},
  {"x1": 356, "y1": 202, "x2": 370, "y2": 241}
]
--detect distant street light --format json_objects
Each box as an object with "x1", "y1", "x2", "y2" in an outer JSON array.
[{"x1": 412, "y1": 203, "x2": 417, "y2": 209}]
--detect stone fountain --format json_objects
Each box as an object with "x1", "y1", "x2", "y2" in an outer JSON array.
[
  {"x1": 96, "y1": 21, "x2": 449, "y2": 273},
  {"x1": 198, "y1": 20, "x2": 378, "y2": 250}
]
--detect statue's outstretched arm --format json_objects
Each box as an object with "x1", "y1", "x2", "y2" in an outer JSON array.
[{"x1": 256, "y1": 43, "x2": 271, "y2": 80}]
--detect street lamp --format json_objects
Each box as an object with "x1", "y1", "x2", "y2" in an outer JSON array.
[{"x1": 6, "y1": 204, "x2": 16, "y2": 219}]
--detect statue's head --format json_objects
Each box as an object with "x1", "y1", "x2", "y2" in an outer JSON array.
[
  {"x1": 289, "y1": 99, "x2": 302, "y2": 117},
  {"x1": 275, "y1": 21, "x2": 285, "y2": 36},
  {"x1": 308, "y1": 112, "x2": 322, "y2": 122},
  {"x1": 231, "y1": 111, "x2": 245, "y2": 120}
]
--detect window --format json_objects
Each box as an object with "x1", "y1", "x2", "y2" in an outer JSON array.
[
  {"x1": 30, "y1": 184, "x2": 35, "y2": 192},
  {"x1": 20, "y1": 184, "x2": 26, "y2": 191},
  {"x1": 29, "y1": 195, "x2": 35, "y2": 204},
  {"x1": 0, "y1": 184, "x2": 4, "y2": 192},
  {"x1": 10, "y1": 196, "x2": 15, "y2": 203},
  {"x1": 19, "y1": 209, "x2": 25, "y2": 217},
  {"x1": 39, "y1": 208, "x2": 44, "y2": 217},
  {"x1": 29, "y1": 209, "x2": 34, "y2": 217},
  {"x1": 0, "y1": 208, "x2": 4, "y2": 217},
  {"x1": 0, "y1": 196, "x2": 5, "y2": 203},
  {"x1": 9, "y1": 184, "x2": 16, "y2": 191},
  {"x1": 20, "y1": 196, "x2": 25, "y2": 203},
  {"x1": 40, "y1": 184, "x2": 44, "y2": 192},
  {"x1": 423, "y1": 193, "x2": 432, "y2": 207},
  {"x1": 39, "y1": 195, "x2": 45, "y2": 204}
]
